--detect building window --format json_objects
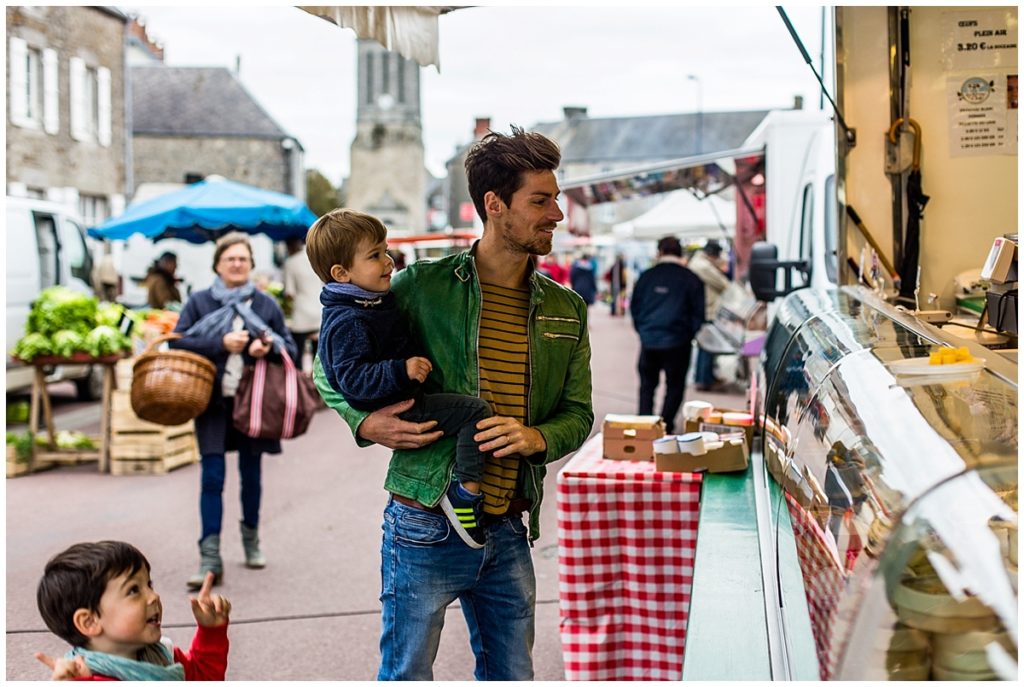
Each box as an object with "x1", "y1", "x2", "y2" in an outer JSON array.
[
  {"x1": 79, "y1": 194, "x2": 109, "y2": 227},
  {"x1": 24, "y1": 47, "x2": 43, "y2": 124},
  {"x1": 70, "y1": 57, "x2": 111, "y2": 145},
  {"x1": 9, "y1": 37, "x2": 57, "y2": 132},
  {"x1": 397, "y1": 57, "x2": 405, "y2": 104},
  {"x1": 83, "y1": 67, "x2": 99, "y2": 138},
  {"x1": 365, "y1": 53, "x2": 374, "y2": 105},
  {"x1": 381, "y1": 52, "x2": 390, "y2": 95}
]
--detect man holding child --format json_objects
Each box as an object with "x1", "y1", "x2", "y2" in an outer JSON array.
[{"x1": 314, "y1": 126, "x2": 594, "y2": 680}]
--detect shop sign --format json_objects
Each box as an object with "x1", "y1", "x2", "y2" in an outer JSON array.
[{"x1": 940, "y1": 8, "x2": 1017, "y2": 71}]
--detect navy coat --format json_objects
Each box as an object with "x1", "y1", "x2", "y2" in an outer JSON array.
[
  {"x1": 171, "y1": 288, "x2": 298, "y2": 456},
  {"x1": 317, "y1": 287, "x2": 421, "y2": 411},
  {"x1": 629, "y1": 261, "x2": 705, "y2": 350}
]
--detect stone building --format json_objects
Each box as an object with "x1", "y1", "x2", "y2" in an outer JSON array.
[
  {"x1": 444, "y1": 117, "x2": 492, "y2": 230},
  {"x1": 346, "y1": 39, "x2": 427, "y2": 234},
  {"x1": 6, "y1": 5, "x2": 128, "y2": 225},
  {"x1": 131, "y1": 66, "x2": 305, "y2": 198}
]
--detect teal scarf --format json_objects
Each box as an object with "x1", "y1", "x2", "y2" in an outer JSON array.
[{"x1": 68, "y1": 641, "x2": 185, "y2": 681}]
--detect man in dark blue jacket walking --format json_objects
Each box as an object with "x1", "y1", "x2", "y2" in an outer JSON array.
[{"x1": 629, "y1": 236, "x2": 704, "y2": 433}]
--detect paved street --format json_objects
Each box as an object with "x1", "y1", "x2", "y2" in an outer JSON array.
[{"x1": 6, "y1": 306, "x2": 745, "y2": 680}]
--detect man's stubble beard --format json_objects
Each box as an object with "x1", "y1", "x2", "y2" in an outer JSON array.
[{"x1": 500, "y1": 219, "x2": 553, "y2": 257}]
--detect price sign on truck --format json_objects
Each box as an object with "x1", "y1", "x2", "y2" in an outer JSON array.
[{"x1": 942, "y1": 9, "x2": 1017, "y2": 70}]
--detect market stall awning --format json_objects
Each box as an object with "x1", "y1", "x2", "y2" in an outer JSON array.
[
  {"x1": 88, "y1": 177, "x2": 317, "y2": 244},
  {"x1": 298, "y1": 6, "x2": 457, "y2": 69},
  {"x1": 561, "y1": 146, "x2": 763, "y2": 207},
  {"x1": 611, "y1": 190, "x2": 735, "y2": 241}
]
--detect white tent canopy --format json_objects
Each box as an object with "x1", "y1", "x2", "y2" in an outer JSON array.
[
  {"x1": 299, "y1": 6, "x2": 449, "y2": 69},
  {"x1": 611, "y1": 190, "x2": 734, "y2": 242}
]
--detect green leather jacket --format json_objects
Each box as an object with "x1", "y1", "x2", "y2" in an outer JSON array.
[{"x1": 313, "y1": 247, "x2": 594, "y2": 541}]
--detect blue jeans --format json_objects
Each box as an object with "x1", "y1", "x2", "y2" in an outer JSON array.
[
  {"x1": 378, "y1": 497, "x2": 536, "y2": 680},
  {"x1": 200, "y1": 451, "x2": 262, "y2": 540}
]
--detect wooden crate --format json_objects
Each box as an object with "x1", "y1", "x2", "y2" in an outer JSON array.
[
  {"x1": 115, "y1": 358, "x2": 135, "y2": 390},
  {"x1": 111, "y1": 389, "x2": 195, "y2": 434},
  {"x1": 6, "y1": 444, "x2": 57, "y2": 477},
  {"x1": 110, "y1": 429, "x2": 199, "y2": 475},
  {"x1": 34, "y1": 448, "x2": 99, "y2": 465},
  {"x1": 7, "y1": 444, "x2": 32, "y2": 477},
  {"x1": 110, "y1": 389, "x2": 199, "y2": 475}
]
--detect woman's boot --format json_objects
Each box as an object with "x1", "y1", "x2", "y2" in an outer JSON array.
[
  {"x1": 240, "y1": 523, "x2": 266, "y2": 569},
  {"x1": 186, "y1": 534, "x2": 223, "y2": 590}
]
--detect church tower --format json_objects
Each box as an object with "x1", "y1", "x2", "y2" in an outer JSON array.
[{"x1": 347, "y1": 40, "x2": 426, "y2": 233}]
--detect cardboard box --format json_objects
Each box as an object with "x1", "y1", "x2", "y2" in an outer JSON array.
[
  {"x1": 602, "y1": 414, "x2": 664, "y2": 461},
  {"x1": 684, "y1": 406, "x2": 755, "y2": 447},
  {"x1": 655, "y1": 438, "x2": 749, "y2": 474}
]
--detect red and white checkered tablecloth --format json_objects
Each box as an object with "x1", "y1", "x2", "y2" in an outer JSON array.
[
  {"x1": 557, "y1": 434, "x2": 702, "y2": 681},
  {"x1": 785, "y1": 493, "x2": 845, "y2": 680}
]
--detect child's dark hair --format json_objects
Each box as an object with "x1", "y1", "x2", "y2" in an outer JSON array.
[
  {"x1": 37, "y1": 541, "x2": 151, "y2": 647},
  {"x1": 464, "y1": 125, "x2": 561, "y2": 223},
  {"x1": 305, "y1": 208, "x2": 388, "y2": 283}
]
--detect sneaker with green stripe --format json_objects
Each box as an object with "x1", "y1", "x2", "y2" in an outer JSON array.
[{"x1": 440, "y1": 481, "x2": 486, "y2": 549}]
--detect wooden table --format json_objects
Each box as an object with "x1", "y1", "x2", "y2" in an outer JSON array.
[{"x1": 25, "y1": 354, "x2": 121, "y2": 473}]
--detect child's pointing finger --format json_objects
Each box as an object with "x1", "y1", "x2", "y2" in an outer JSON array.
[
  {"x1": 198, "y1": 570, "x2": 215, "y2": 599},
  {"x1": 33, "y1": 652, "x2": 56, "y2": 669}
]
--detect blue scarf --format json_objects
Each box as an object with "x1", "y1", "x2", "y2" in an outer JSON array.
[
  {"x1": 67, "y1": 641, "x2": 185, "y2": 681},
  {"x1": 183, "y1": 276, "x2": 286, "y2": 352},
  {"x1": 323, "y1": 281, "x2": 387, "y2": 305}
]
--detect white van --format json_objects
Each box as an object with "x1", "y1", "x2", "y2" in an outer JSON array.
[
  {"x1": 6, "y1": 196, "x2": 104, "y2": 398},
  {"x1": 746, "y1": 110, "x2": 838, "y2": 303}
]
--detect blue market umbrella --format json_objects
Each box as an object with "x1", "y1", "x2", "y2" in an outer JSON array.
[{"x1": 88, "y1": 177, "x2": 317, "y2": 244}]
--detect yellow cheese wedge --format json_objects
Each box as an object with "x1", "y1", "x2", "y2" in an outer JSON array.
[{"x1": 929, "y1": 346, "x2": 975, "y2": 365}]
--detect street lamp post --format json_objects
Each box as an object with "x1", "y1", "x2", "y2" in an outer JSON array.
[{"x1": 687, "y1": 74, "x2": 703, "y2": 154}]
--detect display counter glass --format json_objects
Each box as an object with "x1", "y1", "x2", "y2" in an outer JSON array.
[{"x1": 757, "y1": 286, "x2": 1018, "y2": 680}]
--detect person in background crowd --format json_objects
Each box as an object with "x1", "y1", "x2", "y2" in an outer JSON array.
[
  {"x1": 629, "y1": 235, "x2": 704, "y2": 434},
  {"x1": 687, "y1": 239, "x2": 731, "y2": 391},
  {"x1": 92, "y1": 241, "x2": 120, "y2": 303},
  {"x1": 282, "y1": 236, "x2": 323, "y2": 373},
  {"x1": 143, "y1": 252, "x2": 182, "y2": 310},
  {"x1": 569, "y1": 252, "x2": 598, "y2": 306},
  {"x1": 604, "y1": 253, "x2": 627, "y2": 316},
  {"x1": 388, "y1": 249, "x2": 407, "y2": 271},
  {"x1": 538, "y1": 254, "x2": 568, "y2": 285},
  {"x1": 171, "y1": 232, "x2": 297, "y2": 590},
  {"x1": 314, "y1": 126, "x2": 593, "y2": 680}
]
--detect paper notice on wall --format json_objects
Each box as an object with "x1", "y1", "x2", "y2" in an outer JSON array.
[
  {"x1": 948, "y1": 74, "x2": 1014, "y2": 156},
  {"x1": 941, "y1": 8, "x2": 1018, "y2": 71}
]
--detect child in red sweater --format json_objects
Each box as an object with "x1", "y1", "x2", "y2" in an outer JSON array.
[{"x1": 35, "y1": 541, "x2": 229, "y2": 680}]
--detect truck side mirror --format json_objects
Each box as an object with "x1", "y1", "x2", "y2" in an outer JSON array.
[{"x1": 749, "y1": 241, "x2": 811, "y2": 302}]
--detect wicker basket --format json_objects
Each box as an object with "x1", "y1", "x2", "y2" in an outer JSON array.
[{"x1": 131, "y1": 333, "x2": 216, "y2": 426}]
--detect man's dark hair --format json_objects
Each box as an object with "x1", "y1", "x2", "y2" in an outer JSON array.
[
  {"x1": 657, "y1": 236, "x2": 683, "y2": 257},
  {"x1": 464, "y1": 125, "x2": 561, "y2": 223},
  {"x1": 158, "y1": 251, "x2": 177, "y2": 263},
  {"x1": 37, "y1": 541, "x2": 151, "y2": 647}
]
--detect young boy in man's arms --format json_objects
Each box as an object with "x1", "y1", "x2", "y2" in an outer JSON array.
[{"x1": 307, "y1": 208, "x2": 493, "y2": 548}]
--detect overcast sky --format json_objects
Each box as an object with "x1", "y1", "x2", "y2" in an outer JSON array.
[{"x1": 127, "y1": 4, "x2": 832, "y2": 185}]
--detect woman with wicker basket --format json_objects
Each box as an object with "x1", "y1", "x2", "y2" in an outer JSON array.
[{"x1": 170, "y1": 232, "x2": 297, "y2": 590}]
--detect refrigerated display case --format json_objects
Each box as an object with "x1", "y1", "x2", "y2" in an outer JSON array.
[{"x1": 756, "y1": 285, "x2": 1018, "y2": 680}]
